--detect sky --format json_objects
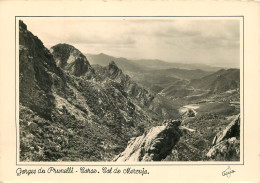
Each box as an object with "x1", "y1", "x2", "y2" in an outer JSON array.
[{"x1": 20, "y1": 17, "x2": 241, "y2": 68}]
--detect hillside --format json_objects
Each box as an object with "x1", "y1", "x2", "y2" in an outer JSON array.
[
  {"x1": 19, "y1": 20, "x2": 161, "y2": 161},
  {"x1": 190, "y1": 69, "x2": 240, "y2": 93},
  {"x1": 156, "y1": 68, "x2": 239, "y2": 99}
]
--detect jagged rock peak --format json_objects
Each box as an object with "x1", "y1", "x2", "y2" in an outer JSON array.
[
  {"x1": 108, "y1": 60, "x2": 119, "y2": 70},
  {"x1": 113, "y1": 120, "x2": 182, "y2": 162},
  {"x1": 107, "y1": 61, "x2": 122, "y2": 78},
  {"x1": 50, "y1": 43, "x2": 94, "y2": 77}
]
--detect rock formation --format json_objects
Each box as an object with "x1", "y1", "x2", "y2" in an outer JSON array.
[
  {"x1": 93, "y1": 61, "x2": 154, "y2": 107},
  {"x1": 206, "y1": 115, "x2": 240, "y2": 160},
  {"x1": 211, "y1": 114, "x2": 240, "y2": 146},
  {"x1": 113, "y1": 120, "x2": 182, "y2": 162},
  {"x1": 50, "y1": 43, "x2": 94, "y2": 77}
]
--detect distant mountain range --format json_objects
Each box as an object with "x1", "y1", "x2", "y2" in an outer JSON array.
[
  {"x1": 86, "y1": 53, "x2": 223, "y2": 72},
  {"x1": 86, "y1": 53, "x2": 239, "y2": 97}
]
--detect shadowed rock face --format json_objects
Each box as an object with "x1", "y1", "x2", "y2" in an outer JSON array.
[
  {"x1": 206, "y1": 115, "x2": 240, "y2": 160},
  {"x1": 211, "y1": 114, "x2": 240, "y2": 146},
  {"x1": 19, "y1": 20, "x2": 64, "y2": 120},
  {"x1": 113, "y1": 120, "x2": 182, "y2": 162}
]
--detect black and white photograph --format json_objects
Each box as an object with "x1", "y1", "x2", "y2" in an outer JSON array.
[{"x1": 18, "y1": 17, "x2": 241, "y2": 162}]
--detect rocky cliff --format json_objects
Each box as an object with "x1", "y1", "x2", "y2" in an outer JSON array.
[
  {"x1": 113, "y1": 120, "x2": 182, "y2": 161},
  {"x1": 19, "y1": 20, "x2": 160, "y2": 161},
  {"x1": 19, "y1": 20, "x2": 64, "y2": 120},
  {"x1": 206, "y1": 115, "x2": 240, "y2": 161}
]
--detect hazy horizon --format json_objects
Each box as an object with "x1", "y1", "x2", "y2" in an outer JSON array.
[
  {"x1": 20, "y1": 18, "x2": 241, "y2": 68},
  {"x1": 85, "y1": 52, "x2": 240, "y2": 69}
]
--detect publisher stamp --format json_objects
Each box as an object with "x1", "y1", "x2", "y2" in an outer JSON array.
[{"x1": 222, "y1": 166, "x2": 236, "y2": 178}]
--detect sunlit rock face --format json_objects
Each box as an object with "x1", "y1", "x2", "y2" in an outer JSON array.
[
  {"x1": 113, "y1": 120, "x2": 182, "y2": 162},
  {"x1": 206, "y1": 115, "x2": 240, "y2": 161},
  {"x1": 51, "y1": 43, "x2": 94, "y2": 77}
]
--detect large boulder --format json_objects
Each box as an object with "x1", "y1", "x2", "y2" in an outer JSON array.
[
  {"x1": 206, "y1": 115, "x2": 240, "y2": 161},
  {"x1": 211, "y1": 115, "x2": 240, "y2": 146},
  {"x1": 113, "y1": 120, "x2": 182, "y2": 162}
]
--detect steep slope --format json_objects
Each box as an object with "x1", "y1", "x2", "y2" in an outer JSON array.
[
  {"x1": 113, "y1": 120, "x2": 182, "y2": 162},
  {"x1": 19, "y1": 20, "x2": 63, "y2": 120},
  {"x1": 190, "y1": 69, "x2": 240, "y2": 93},
  {"x1": 19, "y1": 21, "x2": 160, "y2": 161}
]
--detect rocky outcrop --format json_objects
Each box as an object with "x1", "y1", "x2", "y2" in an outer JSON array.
[
  {"x1": 113, "y1": 120, "x2": 182, "y2": 162},
  {"x1": 93, "y1": 61, "x2": 154, "y2": 107},
  {"x1": 206, "y1": 115, "x2": 240, "y2": 160},
  {"x1": 211, "y1": 115, "x2": 240, "y2": 146},
  {"x1": 19, "y1": 20, "x2": 160, "y2": 162},
  {"x1": 183, "y1": 109, "x2": 196, "y2": 118},
  {"x1": 50, "y1": 43, "x2": 94, "y2": 77}
]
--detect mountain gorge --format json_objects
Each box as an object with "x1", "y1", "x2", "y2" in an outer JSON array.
[
  {"x1": 19, "y1": 20, "x2": 240, "y2": 162},
  {"x1": 19, "y1": 20, "x2": 161, "y2": 161}
]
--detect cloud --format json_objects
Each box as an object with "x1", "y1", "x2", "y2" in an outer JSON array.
[
  {"x1": 154, "y1": 28, "x2": 201, "y2": 38},
  {"x1": 21, "y1": 18, "x2": 240, "y2": 68},
  {"x1": 192, "y1": 36, "x2": 239, "y2": 49},
  {"x1": 65, "y1": 33, "x2": 136, "y2": 46},
  {"x1": 154, "y1": 20, "x2": 239, "y2": 49}
]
